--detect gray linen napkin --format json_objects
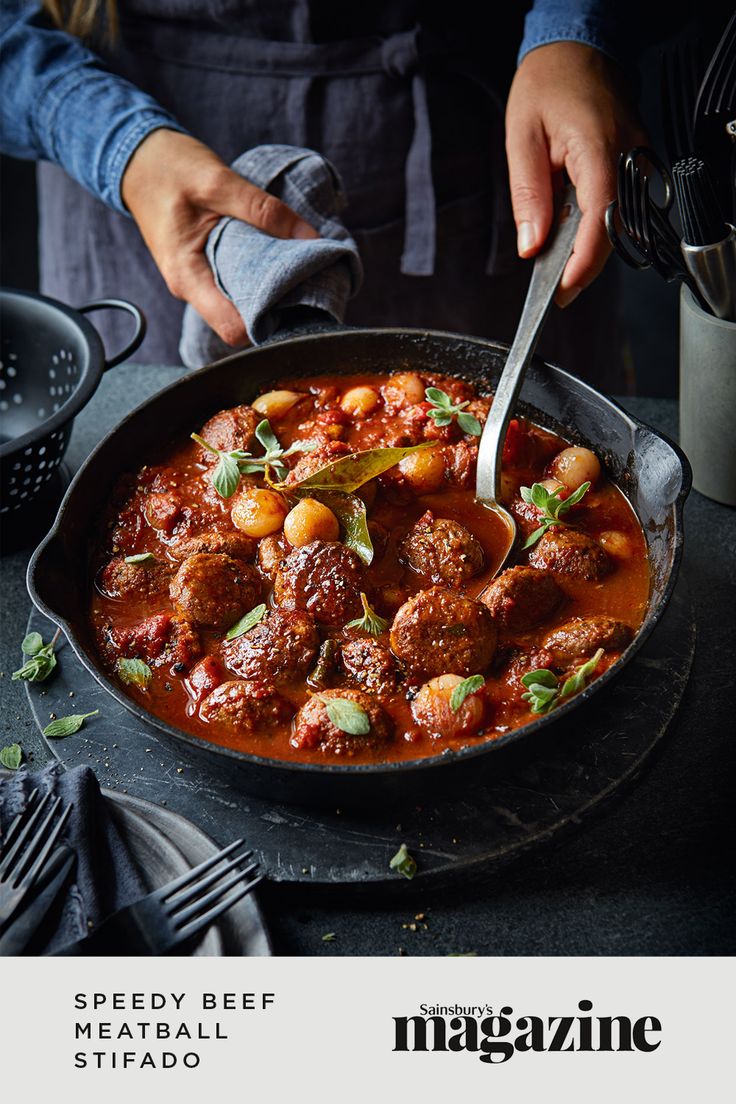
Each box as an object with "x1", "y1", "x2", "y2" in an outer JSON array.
[{"x1": 179, "y1": 145, "x2": 363, "y2": 366}]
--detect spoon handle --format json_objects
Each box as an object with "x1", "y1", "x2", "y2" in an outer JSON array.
[{"x1": 476, "y1": 184, "x2": 582, "y2": 503}]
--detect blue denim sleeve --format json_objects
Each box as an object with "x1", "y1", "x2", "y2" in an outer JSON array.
[
  {"x1": 0, "y1": 0, "x2": 188, "y2": 213},
  {"x1": 518, "y1": 0, "x2": 636, "y2": 72}
]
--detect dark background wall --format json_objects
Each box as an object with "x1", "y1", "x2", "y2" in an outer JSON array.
[{"x1": 1, "y1": 6, "x2": 730, "y2": 395}]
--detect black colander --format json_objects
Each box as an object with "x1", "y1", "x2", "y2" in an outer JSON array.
[{"x1": 0, "y1": 289, "x2": 145, "y2": 521}]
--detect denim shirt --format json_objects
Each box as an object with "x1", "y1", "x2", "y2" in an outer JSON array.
[{"x1": 0, "y1": 1, "x2": 629, "y2": 215}]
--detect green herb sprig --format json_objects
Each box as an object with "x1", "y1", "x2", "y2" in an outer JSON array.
[
  {"x1": 519, "y1": 480, "x2": 591, "y2": 549},
  {"x1": 124, "y1": 552, "x2": 156, "y2": 565},
  {"x1": 225, "y1": 603, "x2": 267, "y2": 641},
  {"x1": 345, "y1": 593, "x2": 389, "y2": 636},
  {"x1": 521, "y1": 648, "x2": 605, "y2": 714},
  {"x1": 43, "y1": 711, "x2": 99, "y2": 738},
  {"x1": 116, "y1": 657, "x2": 153, "y2": 689},
  {"x1": 322, "y1": 696, "x2": 370, "y2": 735},
  {"x1": 425, "y1": 387, "x2": 481, "y2": 437},
  {"x1": 192, "y1": 420, "x2": 314, "y2": 498},
  {"x1": 0, "y1": 743, "x2": 22, "y2": 770},
  {"x1": 12, "y1": 629, "x2": 60, "y2": 683},
  {"x1": 449, "y1": 674, "x2": 484, "y2": 712},
  {"x1": 389, "y1": 843, "x2": 417, "y2": 880}
]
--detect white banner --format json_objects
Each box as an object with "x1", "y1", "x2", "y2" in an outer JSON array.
[{"x1": 1, "y1": 956, "x2": 732, "y2": 1102}]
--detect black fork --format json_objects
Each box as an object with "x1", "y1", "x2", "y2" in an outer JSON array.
[
  {"x1": 53, "y1": 838, "x2": 262, "y2": 955},
  {"x1": 0, "y1": 788, "x2": 73, "y2": 928}
]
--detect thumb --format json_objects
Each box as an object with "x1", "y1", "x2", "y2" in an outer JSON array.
[
  {"x1": 210, "y1": 169, "x2": 319, "y2": 241},
  {"x1": 506, "y1": 121, "x2": 554, "y2": 258}
]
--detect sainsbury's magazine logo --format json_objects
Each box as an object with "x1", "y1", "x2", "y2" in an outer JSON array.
[{"x1": 393, "y1": 1000, "x2": 661, "y2": 1064}]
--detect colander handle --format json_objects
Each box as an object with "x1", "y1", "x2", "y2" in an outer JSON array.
[{"x1": 77, "y1": 299, "x2": 147, "y2": 369}]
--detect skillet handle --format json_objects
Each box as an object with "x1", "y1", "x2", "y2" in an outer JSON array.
[{"x1": 77, "y1": 299, "x2": 147, "y2": 369}]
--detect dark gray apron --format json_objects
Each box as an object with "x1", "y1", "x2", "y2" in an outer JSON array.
[{"x1": 37, "y1": 3, "x2": 625, "y2": 390}]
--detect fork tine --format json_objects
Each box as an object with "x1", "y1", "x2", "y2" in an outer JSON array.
[
  {"x1": 169, "y1": 859, "x2": 261, "y2": 926},
  {"x1": 154, "y1": 838, "x2": 244, "y2": 901},
  {"x1": 166, "y1": 849, "x2": 254, "y2": 911},
  {"x1": 175, "y1": 872, "x2": 264, "y2": 941},
  {"x1": 7, "y1": 795, "x2": 64, "y2": 888},
  {"x1": 0, "y1": 792, "x2": 54, "y2": 879},
  {"x1": 1, "y1": 789, "x2": 39, "y2": 853},
  {"x1": 21, "y1": 802, "x2": 72, "y2": 889}
]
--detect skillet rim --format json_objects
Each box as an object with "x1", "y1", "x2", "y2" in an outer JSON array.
[{"x1": 26, "y1": 327, "x2": 691, "y2": 779}]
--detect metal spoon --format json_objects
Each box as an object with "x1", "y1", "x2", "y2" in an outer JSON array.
[{"x1": 476, "y1": 183, "x2": 582, "y2": 579}]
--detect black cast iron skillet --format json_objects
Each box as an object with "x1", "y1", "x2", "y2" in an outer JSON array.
[{"x1": 27, "y1": 327, "x2": 691, "y2": 806}]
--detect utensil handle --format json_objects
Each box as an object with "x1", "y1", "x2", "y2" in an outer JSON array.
[
  {"x1": 476, "y1": 185, "x2": 582, "y2": 502},
  {"x1": 77, "y1": 299, "x2": 147, "y2": 369}
]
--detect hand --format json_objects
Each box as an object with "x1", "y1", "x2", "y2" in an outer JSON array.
[
  {"x1": 505, "y1": 42, "x2": 646, "y2": 306},
  {"x1": 121, "y1": 129, "x2": 318, "y2": 344}
]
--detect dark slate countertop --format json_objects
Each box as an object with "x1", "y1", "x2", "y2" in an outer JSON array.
[{"x1": 2, "y1": 366, "x2": 734, "y2": 956}]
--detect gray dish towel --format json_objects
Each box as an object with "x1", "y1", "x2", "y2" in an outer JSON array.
[{"x1": 179, "y1": 145, "x2": 363, "y2": 367}]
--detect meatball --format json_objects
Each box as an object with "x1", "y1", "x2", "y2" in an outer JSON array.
[
  {"x1": 442, "y1": 439, "x2": 478, "y2": 489},
  {"x1": 99, "y1": 556, "x2": 171, "y2": 600},
  {"x1": 341, "y1": 637, "x2": 399, "y2": 696},
  {"x1": 273, "y1": 540, "x2": 364, "y2": 625},
  {"x1": 198, "y1": 404, "x2": 259, "y2": 456},
  {"x1": 257, "y1": 534, "x2": 288, "y2": 579},
  {"x1": 412, "y1": 674, "x2": 491, "y2": 740},
  {"x1": 399, "y1": 511, "x2": 484, "y2": 587},
  {"x1": 170, "y1": 553, "x2": 261, "y2": 629},
  {"x1": 390, "y1": 587, "x2": 497, "y2": 677},
  {"x1": 541, "y1": 617, "x2": 634, "y2": 668},
  {"x1": 222, "y1": 609, "x2": 319, "y2": 683},
  {"x1": 171, "y1": 530, "x2": 256, "y2": 562},
  {"x1": 286, "y1": 440, "x2": 350, "y2": 483},
  {"x1": 480, "y1": 566, "x2": 565, "y2": 633},
  {"x1": 200, "y1": 680, "x2": 293, "y2": 735},
  {"x1": 527, "y1": 527, "x2": 610, "y2": 581},
  {"x1": 109, "y1": 612, "x2": 200, "y2": 669},
  {"x1": 144, "y1": 490, "x2": 184, "y2": 533},
  {"x1": 291, "y1": 688, "x2": 393, "y2": 755}
]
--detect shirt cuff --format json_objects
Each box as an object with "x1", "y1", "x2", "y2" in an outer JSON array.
[{"x1": 518, "y1": 9, "x2": 635, "y2": 73}]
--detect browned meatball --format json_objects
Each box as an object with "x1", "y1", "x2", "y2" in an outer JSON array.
[
  {"x1": 171, "y1": 530, "x2": 256, "y2": 562},
  {"x1": 286, "y1": 440, "x2": 350, "y2": 483},
  {"x1": 257, "y1": 534, "x2": 288, "y2": 579},
  {"x1": 222, "y1": 609, "x2": 319, "y2": 683},
  {"x1": 273, "y1": 540, "x2": 364, "y2": 625},
  {"x1": 170, "y1": 553, "x2": 261, "y2": 629},
  {"x1": 540, "y1": 617, "x2": 634, "y2": 668},
  {"x1": 291, "y1": 688, "x2": 393, "y2": 755},
  {"x1": 390, "y1": 586, "x2": 497, "y2": 677},
  {"x1": 480, "y1": 566, "x2": 565, "y2": 632},
  {"x1": 528, "y1": 527, "x2": 610, "y2": 581},
  {"x1": 442, "y1": 439, "x2": 478, "y2": 489},
  {"x1": 341, "y1": 637, "x2": 399, "y2": 696},
  {"x1": 99, "y1": 556, "x2": 171, "y2": 600},
  {"x1": 200, "y1": 680, "x2": 294, "y2": 735},
  {"x1": 399, "y1": 510, "x2": 484, "y2": 587},
  {"x1": 144, "y1": 490, "x2": 184, "y2": 533},
  {"x1": 198, "y1": 404, "x2": 259, "y2": 457}
]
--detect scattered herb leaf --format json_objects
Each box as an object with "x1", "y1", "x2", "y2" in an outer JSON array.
[
  {"x1": 447, "y1": 952, "x2": 478, "y2": 957},
  {"x1": 521, "y1": 648, "x2": 604, "y2": 714},
  {"x1": 116, "y1": 657, "x2": 153, "y2": 689},
  {"x1": 21, "y1": 632, "x2": 43, "y2": 656},
  {"x1": 519, "y1": 480, "x2": 591, "y2": 549},
  {"x1": 124, "y1": 552, "x2": 156, "y2": 565},
  {"x1": 449, "y1": 674, "x2": 485, "y2": 712},
  {"x1": 13, "y1": 630, "x2": 60, "y2": 683},
  {"x1": 43, "y1": 711, "x2": 99, "y2": 739},
  {"x1": 276, "y1": 443, "x2": 431, "y2": 494},
  {"x1": 0, "y1": 743, "x2": 22, "y2": 770},
  {"x1": 322, "y1": 696, "x2": 370, "y2": 735},
  {"x1": 346, "y1": 593, "x2": 389, "y2": 635},
  {"x1": 425, "y1": 387, "x2": 481, "y2": 437},
  {"x1": 322, "y1": 932, "x2": 336, "y2": 943},
  {"x1": 389, "y1": 843, "x2": 417, "y2": 880},
  {"x1": 225, "y1": 603, "x2": 267, "y2": 641}
]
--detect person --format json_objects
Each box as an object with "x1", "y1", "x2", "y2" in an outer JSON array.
[{"x1": 0, "y1": 1, "x2": 645, "y2": 388}]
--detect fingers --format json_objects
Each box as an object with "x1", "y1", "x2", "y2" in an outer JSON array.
[
  {"x1": 506, "y1": 118, "x2": 555, "y2": 259},
  {"x1": 175, "y1": 251, "x2": 249, "y2": 346},
  {"x1": 205, "y1": 168, "x2": 319, "y2": 241},
  {"x1": 556, "y1": 149, "x2": 615, "y2": 307}
]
